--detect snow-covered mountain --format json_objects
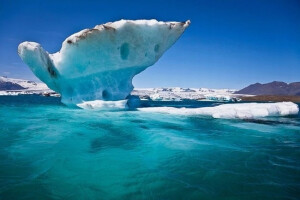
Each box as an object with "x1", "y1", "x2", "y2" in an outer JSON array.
[
  {"x1": 0, "y1": 76, "x2": 53, "y2": 95},
  {"x1": 132, "y1": 87, "x2": 237, "y2": 101}
]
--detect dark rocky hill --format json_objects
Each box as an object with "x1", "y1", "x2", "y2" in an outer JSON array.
[
  {"x1": 0, "y1": 80, "x2": 25, "y2": 90},
  {"x1": 236, "y1": 81, "x2": 300, "y2": 96}
]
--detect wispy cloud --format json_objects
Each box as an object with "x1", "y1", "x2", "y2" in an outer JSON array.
[{"x1": 3, "y1": 71, "x2": 10, "y2": 75}]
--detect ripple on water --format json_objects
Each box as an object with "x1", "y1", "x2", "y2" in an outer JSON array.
[{"x1": 0, "y1": 96, "x2": 299, "y2": 199}]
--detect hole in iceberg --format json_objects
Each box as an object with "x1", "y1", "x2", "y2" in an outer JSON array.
[
  {"x1": 102, "y1": 89, "x2": 110, "y2": 100},
  {"x1": 154, "y1": 44, "x2": 160, "y2": 53},
  {"x1": 120, "y1": 43, "x2": 129, "y2": 60}
]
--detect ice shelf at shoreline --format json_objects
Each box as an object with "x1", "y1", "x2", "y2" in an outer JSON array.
[
  {"x1": 132, "y1": 87, "x2": 238, "y2": 101},
  {"x1": 18, "y1": 19, "x2": 190, "y2": 106},
  {"x1": 138, "y1": 102, "x2": 299, "y2": 119}
]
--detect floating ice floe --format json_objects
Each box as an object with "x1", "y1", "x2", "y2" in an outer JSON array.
[
  {"x1": 18, "y1": 19, "x2": 190, "y2": 106},
  {"x1": 77, "y1": 100, "x2": 128, "y2": 110},
  {"x1": 138, "y1": 102, "x2": 299, "y2": 119}
]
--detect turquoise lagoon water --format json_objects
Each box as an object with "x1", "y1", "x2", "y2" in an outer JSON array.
[{"x1": 0, "y1": 95, "x2": 299, "y2": 200}]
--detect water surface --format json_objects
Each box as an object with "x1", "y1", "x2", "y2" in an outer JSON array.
[{"x1": 0, "y1": 95, "x2": 299, "y2": 199}]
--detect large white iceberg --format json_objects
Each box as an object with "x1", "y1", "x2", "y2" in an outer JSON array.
[
  {"x1": 18, "y1": 19, "x2": 190, "y2": 106},
  {"x1": 138, "y1": 102, "x2": 299, "y2": 119}
]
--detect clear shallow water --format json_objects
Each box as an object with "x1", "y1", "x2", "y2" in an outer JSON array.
[{"x1": 0, "y1": 95, "x2": 300, "y2": 200}]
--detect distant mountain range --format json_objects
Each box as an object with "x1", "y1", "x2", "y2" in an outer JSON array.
[
  {"x1": 236, "y1": 81, "x2": 300, "y2": 96},
  {"x1": 2, "y1": 76, "x2": 299, "y2": 99},
  {"x1": 0, "y1": 76, "x2": 51, "y2": 94},
  {"x1": 0, "y1": 76, "x2": 237, "y2": 100}
]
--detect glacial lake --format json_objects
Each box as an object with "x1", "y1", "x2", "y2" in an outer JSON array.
[{"x1": 0, "y1": 95, "x2": 299, "y2": 199}]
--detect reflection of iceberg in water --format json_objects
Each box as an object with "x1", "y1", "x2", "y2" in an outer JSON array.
[{"x1": 18, "y1": 19, "x2": 190, "y2": 106}]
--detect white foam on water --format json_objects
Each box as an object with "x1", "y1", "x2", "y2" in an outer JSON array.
[{"x1": 138, "y1": 102, "x2": 299, "y2": 119}]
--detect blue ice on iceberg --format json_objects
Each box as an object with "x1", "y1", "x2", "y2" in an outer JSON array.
[{"x1": 18, "y1": 19, "x2": 190, "y2": 107}]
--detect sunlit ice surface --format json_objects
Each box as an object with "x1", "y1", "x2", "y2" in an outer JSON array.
[{"x1": 0, "y1": 95, "x2": 300, "y2": 199}]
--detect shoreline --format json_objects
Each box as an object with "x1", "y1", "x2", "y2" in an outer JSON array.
[{"x1": 240, "y1": 95, "x2": 300, "y2": 103}]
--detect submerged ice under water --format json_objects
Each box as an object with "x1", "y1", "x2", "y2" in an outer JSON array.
[{"x1": 0, "y1": 95, "x2": 300, "y2": 199}]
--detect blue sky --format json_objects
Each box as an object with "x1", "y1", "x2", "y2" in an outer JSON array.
[{"x1": 0, "y1": 0, "x2": 299, "y2": 89}]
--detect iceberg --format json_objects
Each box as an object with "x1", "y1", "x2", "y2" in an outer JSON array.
[
  {"x1": 18, "y1": 19, "x2": 190, "y2": 106},
  {"x1": 138, "y1": 102, "x2": 299, "y2": 119}
]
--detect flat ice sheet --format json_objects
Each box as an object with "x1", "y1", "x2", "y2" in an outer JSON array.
[{"x1": 138, "y1": 102, "x2": 299, "y2": 119}]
